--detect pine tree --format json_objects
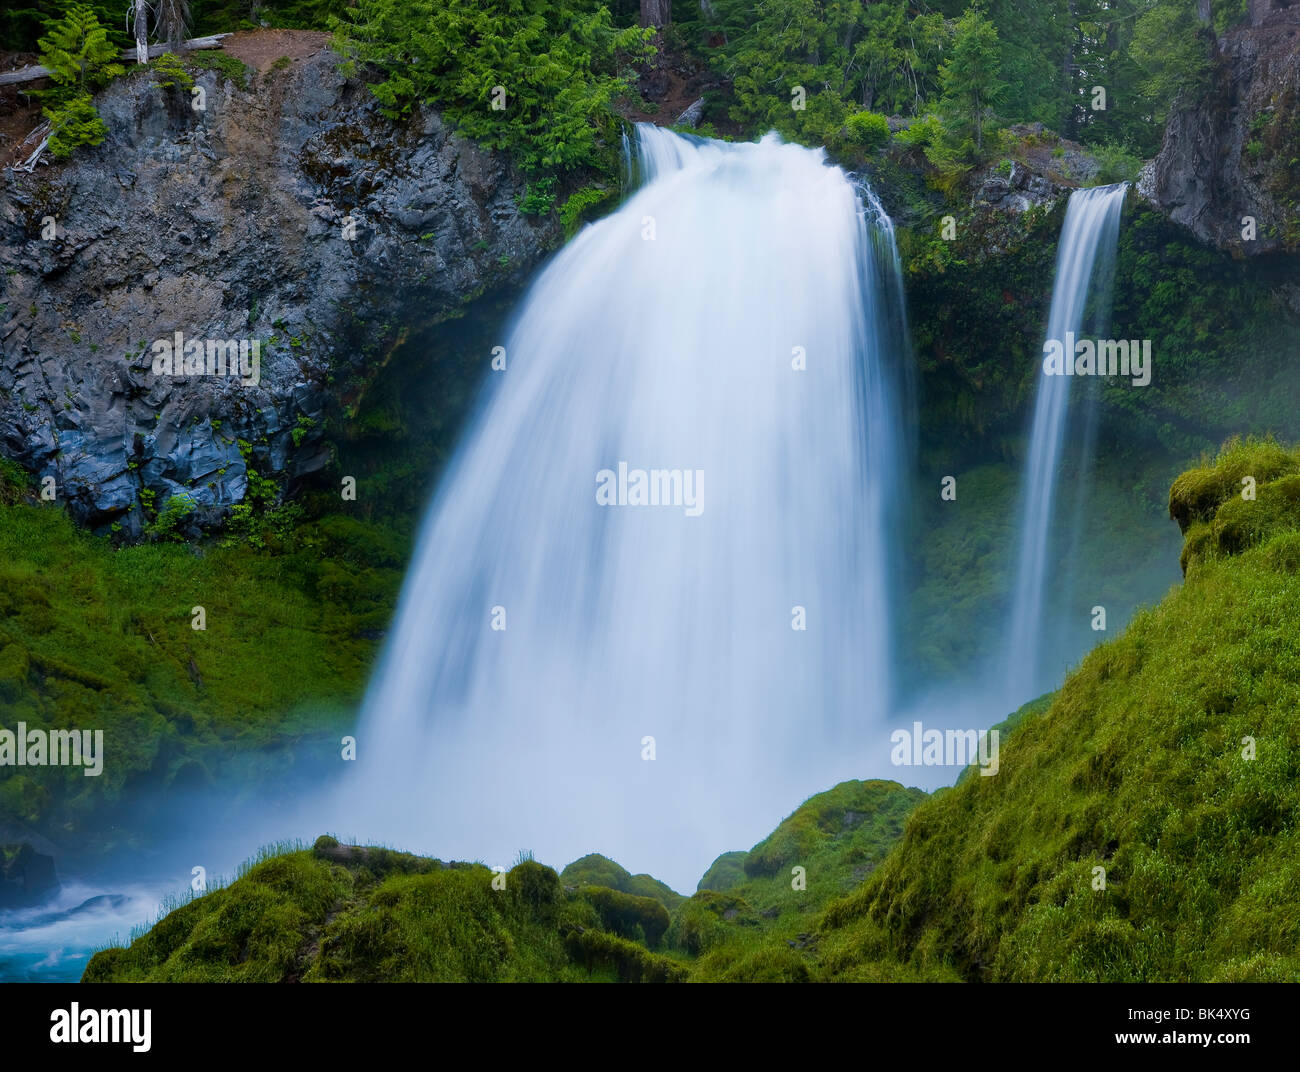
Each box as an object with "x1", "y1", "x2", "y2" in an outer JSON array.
[{"x1": 938, "y1": 4, "x2": 1005, "y2": 153}]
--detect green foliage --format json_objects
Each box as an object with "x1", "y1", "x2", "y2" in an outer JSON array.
[
  {"x1": 518, "y1": 177, "x2": 557, "y2": 216},
  {"x1": 330, "y1": 0, "x2": 654, "y2": 177},
  {"x1": 187, "y1": 48, "x2": 252, "y2": 90},
  {"x1": 841, "y1": 109, "x2": 891, "y2": 152},
  {"x1": 3, "y1": 1, "x2": 129, "y2": 54},
  {"x1": 0, "y1": 458, "x2": 31, "y2": 507},
  {"x1": 938, "y1": 5, "x2": 1005, "y2": 154},
  {"x1": 142, "y1": 491, "x2": 196, "y2": 541},
  {"x1": 1128, "y1": 0, "x2": 1212, "y2": 122},
  {"x1": 558, "y1": 184, "x2": 613, "y2": 234},
  {"x1": 705, "y1": 0, "x2": 948, "y2": 142},
  {"x1": 0, "y1": 500, "x2": 403, "y2": 841},
  {"x1": 187, "y1": 0, "x2": 349, "y2": 37},
  {"x1": 895, "y1": 113, "x2": 942, "y2": 151},
  {"x1": 33, "y1": 4, "x2": 122, "y2": 159},
  {"x1": 43, "y1": 93, "x2": 107, "y2": 158},
  {"x1": 291, "y1": 415, "x2": 317, "y2": 447},
  {"x1": 1089, "y1": 142, "x2": 1141, "y2": 185},
  {"x1": 36, "y1": 3, "x2": 123, "y2": 95},
  {"x1": 150, "y1": 51, "x2": 195, "y2": 93}
]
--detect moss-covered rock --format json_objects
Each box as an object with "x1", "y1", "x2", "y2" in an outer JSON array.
[
  {"x1": 577, "y1": 885, "x2": 670, "y2": 948},
  {"x1": 84, "y1": 842, "x2": 673, "y2": 983},
  {"x1": 558, "y1": 853, "x2": 683, "y2": 911},
  {"x1": 697, "y1": 851, "x2": 748, "y2": 893}
]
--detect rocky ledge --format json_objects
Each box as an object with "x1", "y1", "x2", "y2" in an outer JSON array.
[{"x1": 1144, "y1": 2, "x2": 1300, "y2": 256}]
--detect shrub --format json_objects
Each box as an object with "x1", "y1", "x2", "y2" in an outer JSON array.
[
  {"x1": 43, "y1": 93, "x2": 108, "y2": 158},
  {"x1": 150, "y1": 52, "x2": 194, "y2": 93},
  {"x1": 1091, "y1": 142, "x2": 1142, "y2": 185},
  {"x1": 143, "y1": 492, "x2": 196, "y2": 541},
  {"x1": 842, "y1": 110, "x2": 891, "y2": 152}
]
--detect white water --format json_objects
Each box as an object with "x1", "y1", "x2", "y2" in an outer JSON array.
[
  {"x1": 327, "y1": 125, "x2": 911, "y2": 890},
  {"x1": 1005, "y1": 183, "x2": 1127, "y2": 704}
]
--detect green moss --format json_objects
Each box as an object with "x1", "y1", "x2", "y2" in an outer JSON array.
[
  {"x1": 744, "y1": 780, "x2": 926, "y2": 883},
  {"x1": 559, "y1": 853, "x2": 683, "y2": 911},
  {"x1": 1168, "y1": 435, "x2": 1298, "y2": 535},
  {"x1": 0, "y1": 502, "x2": 404, "y2": 847},
  {"x1": 187, "y1": 49, "x2": 252, "y2": 90},
  {"x1": 806, "y1": 454, "x2": 1300, "y2": 982},
  {"x1": 696, "y1": 850, "x2": 748, "y2": 893},
  {"x1": 668, "y1": 890, "x2": 761, "y2": 956},
  {"x1": 86, "y1": 842, "x2": 681, "y2": 983},
  {"x1": 578, "y1": 885, "x2": 670, "y2": 948}
]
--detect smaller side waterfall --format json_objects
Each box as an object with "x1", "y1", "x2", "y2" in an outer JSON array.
[{"x1": 1004, "y1": 183, "x2": 1127, "y2": 704}]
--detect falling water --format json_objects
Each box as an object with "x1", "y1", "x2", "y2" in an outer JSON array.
[
  {"x1": 330, "y1": 125, "x2": 911, "y2": 889},
  {"x1": 1004, "y1": 183, "x2": 1127, "y2": 704}
]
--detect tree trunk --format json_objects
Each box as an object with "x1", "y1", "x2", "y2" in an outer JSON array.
[
  {"x1": 134, "y1": 6, "x2": 149, "y2": 66},
  {"x1": 640, "y1": 0, "x2": 671, "y2": 30}
]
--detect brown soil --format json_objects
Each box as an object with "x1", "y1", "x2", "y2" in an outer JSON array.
[
  {"x1": 0, "y1": 30, "x2": 332, "y2": 170},
  {"x1": 0, "y1": 52, "x2": 47, "y2": 170},
  {"x1": 221, "y1": 28, "x2": 331, "y2": 73}
]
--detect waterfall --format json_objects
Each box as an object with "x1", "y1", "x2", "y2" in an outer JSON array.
[
  {"x1": 1004, "y1": 183, "x2": 1127, "y2": 704},
  {"x1": 331, "y1": 125, "x2": 911, "y2": 889}
]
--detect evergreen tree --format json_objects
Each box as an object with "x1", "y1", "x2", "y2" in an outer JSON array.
[{"x1": 938, "y1": 4, "x2": 1004, "y2": 153}]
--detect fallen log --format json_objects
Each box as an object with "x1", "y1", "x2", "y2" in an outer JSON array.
[{"x1": 0, "y1": 33, "x2": 232, "y2": 87}]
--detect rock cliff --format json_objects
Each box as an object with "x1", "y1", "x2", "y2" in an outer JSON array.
[{"x1": 0, "y1": 47, "x2": 560, "y2": 536}]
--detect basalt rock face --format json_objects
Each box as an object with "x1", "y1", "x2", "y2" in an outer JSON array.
[
  {"x1": 0, "y1": 50, "x2": 561, "y2": 537},
  {"x1": 1145, "y1": 8, "x2": 1300, "y2": 256}
]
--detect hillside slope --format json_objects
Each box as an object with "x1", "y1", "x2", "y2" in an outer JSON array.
[{"x1": 811, "y1": 437, "x2": 1300, "y2": 982}]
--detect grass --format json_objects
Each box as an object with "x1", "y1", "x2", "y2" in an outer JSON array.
[
  {"x1": 85, "y1": 838, "x2": 682, "y2": 982},
  {"x1": 810, "y1": 439, "x2": 1300, "y2": 982}
]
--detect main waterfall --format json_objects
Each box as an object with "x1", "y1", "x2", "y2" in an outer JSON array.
[
  {"x1": 332, "y1": 125, "x2": 911, "y2": 888},
  {"x1": 1004, "y1": 183, "x2": 1127, "y2": 704}
]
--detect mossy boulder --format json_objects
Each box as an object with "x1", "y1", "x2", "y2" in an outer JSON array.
[
  {"x1": 559, "y1": 853, "x2": 683, "y2": 911},
  {"x1": 669, "y1": 890, "x2": 761, "y2": 956},
  {"x1": 578, "y1": 885, "x2": 670, "y2": 947},
  {"x1": 1168, "y1": 436, "x2": 1297, "y2": 534},
  {"x1": 84, "y1": 844, "x2": 680, "y2": 983},
  {"x1": 697, "y1": 850, "x2": 748, "y2": 893},
  {"x1": 1175, "y1": 439, "x2": 1300, "y2": 572},
  {"x1": 743, "y1": 779, "x2": 926, "y2": 879}
]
